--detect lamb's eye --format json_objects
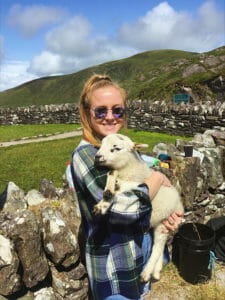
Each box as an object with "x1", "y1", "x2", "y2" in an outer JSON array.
[
  {"x1": 114, "y1": 147, "x2": 121, "y2": 151},
  {"x1": 112, "y1": 145, "x2": 121, "y2": 152}
]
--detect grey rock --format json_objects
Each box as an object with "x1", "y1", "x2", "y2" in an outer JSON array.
[
  {"x1": 34, "y1": 287, "x2": 56, "y2": 300},
  {"x1": 39, "y1": 178, "x2": 58, "y2": 199},
  {"x1": 204, "y1": 56, "x2": 221, "y2": 66},
  {"x1": 51, "y1": 263, "x2": 88, "y2": 299},
  {"x1": 0, "y1": 182, "x2": 27, "y2": 212},
  {"x1": 170, "y1": 156, "x2": 201, "y2": 209},
  {"x1": 0, "y1": 235, "x2": 21, "y2": 296},
  {"x1": 182, "y1": 64, "x2": 206, "y2": 78},
  {"x1": 40, "y1": 206, "x2": 79, "y2": 268},
  {"x1": 153, "y1": 142, "x2": 178, "y2": 157},
  {"x1": 25, "y1": 189, "x2": 46, "y2": 206},
  {"x1": 200, "y1": 147, "x2": 223, "y2": 189},
  {"x1": 192, "y1": 133, "x2": 216, "y2": 148},
  {"x1": 0, "y1": 209, "x2": 49, "y2": 288}
]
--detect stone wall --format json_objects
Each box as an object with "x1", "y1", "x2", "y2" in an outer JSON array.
[
  {"x1": 0, "y1": 180, "x2": 88, "y2": 300},
  {"x1": 127, "y1": 100, "x2": 225, "y2": 137},
  {"x1": 0, "y1": 130, "x2": 224, "y2": 299},
  {"x1": 1, "y1": 101, "x2": 225, "y2": 137},
  {"x1": 0, "y1": 103, "x2": 80, "y2": 126}
]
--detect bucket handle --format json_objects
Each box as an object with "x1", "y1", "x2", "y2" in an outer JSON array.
[{"x1": 208, "y1": 251, "x2": 217, "y2": 279}]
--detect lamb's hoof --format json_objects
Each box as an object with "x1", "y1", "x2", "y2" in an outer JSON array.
[
  {"x1": 93, "y1": 201, "x2": 110, "y2": 215},
  {"x1": 152, "y1": 272, "x2": 160, "y2": 281},
  {"x1": 103, "y1": 190, "x2": 114, "y2": 200},
  {"x1": 140, "y1": 270, "x2": 151, "y2": 284}
]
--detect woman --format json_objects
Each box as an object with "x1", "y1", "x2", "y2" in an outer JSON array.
[{"x1": 70, "y1": 74, "x2": 183, "y2": 299}]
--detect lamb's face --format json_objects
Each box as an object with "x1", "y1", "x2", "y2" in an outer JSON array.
[{"x1": 95, "y1": 134, "x2": 134, "y2": 169}]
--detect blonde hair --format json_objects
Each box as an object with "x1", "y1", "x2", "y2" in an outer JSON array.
[{"x1": 79, "y1": 74, "x2": 128, "y2": 146}]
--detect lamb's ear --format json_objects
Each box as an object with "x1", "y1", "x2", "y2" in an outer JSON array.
[{"x1": 134, "y1": 143, "x2": 148, "y2": 150}]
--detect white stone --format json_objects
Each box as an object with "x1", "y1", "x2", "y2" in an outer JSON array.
[
  {"x1": 46, "y1": 242, "x2": 54, "y2": 253},
  {"x1": 6, "y1": 182, "x2": 20, "y2": 197},
  {"x1": 199, "y1": 198, "x2": 210, "y2": 206},
  {"x1": 69, "y1": 232, "x2": 77, "y2": 247},
  {"x1": 55, "y1": 218, "x2": 65, "y2": 227},
  {"x1": 25, "y1": 189, "x2": 46, "y2": 206},
  {"x1": 34, "y1": 287, "x2": 55, "y2": 300},
  {"x1": 50, "y1": 220, "x2": 60, "y2": 235},
  {"x1": 16, "y1": 217, "x2": 25, "y2": 224},
  {"x1": 0, "y1": 235, "x2": 13, "y2": 265}
]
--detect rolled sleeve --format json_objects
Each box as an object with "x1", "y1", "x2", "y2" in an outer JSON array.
[{"x1": 109, "y1": 183, "x2": 152, "y2": 226}]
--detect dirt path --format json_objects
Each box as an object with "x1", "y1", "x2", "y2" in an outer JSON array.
[{"x1": 0, "y1": 130, "x2": 83, "y2": 147}]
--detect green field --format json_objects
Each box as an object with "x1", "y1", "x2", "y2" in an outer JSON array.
[{"x1": 0, "y1": 124, "x2": 191, "y2": 193}]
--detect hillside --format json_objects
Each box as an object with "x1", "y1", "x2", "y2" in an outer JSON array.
[{"x1": 0, "y1": 47, "x2": 224, "y2": 108}]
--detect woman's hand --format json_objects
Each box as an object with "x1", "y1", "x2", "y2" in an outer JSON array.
[
  {"x1": 161, "y1": 210, "x2": 183, "y2": 233},
  {"x1": 144, "y1": 170, "x2": 172, "y2": 199}
]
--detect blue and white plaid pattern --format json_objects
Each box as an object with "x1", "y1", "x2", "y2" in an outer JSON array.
[{"x1": 71, "y1": 140, "x2": 152, "y2": 299}]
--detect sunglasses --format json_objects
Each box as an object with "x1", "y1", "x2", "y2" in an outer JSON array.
[{"x1": 92, "y1": 106, "x2": 125, "y2": 119}]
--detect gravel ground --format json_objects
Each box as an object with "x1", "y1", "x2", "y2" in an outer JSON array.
[{"x1": 145, "y1": 261, "x2": 225, "y2": 300}]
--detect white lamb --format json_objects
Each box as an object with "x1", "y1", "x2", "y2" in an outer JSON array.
[{"x1": 93, "y1": 133, "x2": 184, "y2": 283}]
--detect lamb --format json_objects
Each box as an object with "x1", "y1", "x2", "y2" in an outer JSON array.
[{"x1": 93, "y1": 133, "x2": 184, "y2": 283}]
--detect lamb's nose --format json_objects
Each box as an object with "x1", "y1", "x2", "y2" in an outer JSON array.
[{"x1": 94, "y1": 154, "x2": 103, "y2": 164}]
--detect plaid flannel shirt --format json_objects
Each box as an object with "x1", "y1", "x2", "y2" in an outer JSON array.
[{"x1": 71, "y1": 140, "x2": 152, "y2": 299}]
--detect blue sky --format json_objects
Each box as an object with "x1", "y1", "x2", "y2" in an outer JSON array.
[{"x1": 0, "y1": 0, "x2": 224, "y2": 91}]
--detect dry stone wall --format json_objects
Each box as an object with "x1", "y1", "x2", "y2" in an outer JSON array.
[
  {"x1": 0, "y1": 180, "x2": 89, "y2": 300},
  {"x1": 0, "y1": 103, "x2": 80, "y2": 126},
  {"x1": 127, "y1": 100, "x2": 225, "y2": 137},
  {"x1": 1, "y1": 101, "x2": 225, "y2": 137}
]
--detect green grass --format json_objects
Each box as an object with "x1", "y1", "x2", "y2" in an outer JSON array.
[
  {"x1": 0, "y1": 124, "x2": 81, "y2": 142},
  {"x1": 0, "y1": 125, "x2": 191, "y2": 193},
  {"x1": 122, "y1": 129, "x2": 191, "y2": 152},
  {"x1": 0, "y1": 137, "x2": 80, "y2": 193}
]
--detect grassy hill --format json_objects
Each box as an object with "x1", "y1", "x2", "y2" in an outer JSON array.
[{"x1": 0, "y1": 47, "x2": 224, "y2": 108}]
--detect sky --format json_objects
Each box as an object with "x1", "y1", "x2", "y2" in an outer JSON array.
[{"x1": 0, "y1": 0, "x2": 224, "y2": 92}]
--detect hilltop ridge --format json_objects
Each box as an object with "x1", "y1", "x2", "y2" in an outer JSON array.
[{"x1": 0, "y1": 46, "x2": 224, "y2": 108}]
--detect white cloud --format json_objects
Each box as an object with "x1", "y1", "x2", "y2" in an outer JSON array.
[
  {"x1": 29, "y1": 42, "x2": 136, "y2": 76},
  {"x1": 29, "y1": 16, "x2": 136, "y2": 76},
  {"x1": 118, "y1": 1, "x2": 224, "y2": 52},
  {"x1": 2, "y1": 1, "x2": 224, "y2": 90},
  {"x1": 46, "y1": 16, "x2": 94, "y2": 56},
  {"x1": 28, "y1": 51, "x2": 72, "y2": 75},
  {"x1": 29, "y1": 1, "x2": 224, "y2": 77},
  {"x1": 0, "y1": 61, "x2": 38, "y2": 91},
  {"x1": 7, "y1": 4, "x2": 65, "y2": 38}
]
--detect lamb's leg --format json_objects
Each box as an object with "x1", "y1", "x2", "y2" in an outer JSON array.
[
  {"x1": 152, "y1": 249, "x2": 164, "y2": 280},
  {"x1": 140, "y1": 224, "x2": 168, "y2": 283},
  {"x1": 93, "y1": 170, "x2": 118, "y2": 215}
]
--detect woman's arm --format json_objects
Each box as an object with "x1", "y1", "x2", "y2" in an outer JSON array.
[{"x1": 144, "y1": 170, "x2": 171, "y2": 199}]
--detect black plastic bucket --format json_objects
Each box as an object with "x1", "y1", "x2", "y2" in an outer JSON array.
[
  {"x1": 184, "y1": 145, "x2": 193, "y2": 157},
  {"x1": 175, "y1": 223, "x2": 215, "y2": 284}
]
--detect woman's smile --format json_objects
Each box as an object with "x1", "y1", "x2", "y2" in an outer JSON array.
[{"x1": 90, "y1": 86, "x2": 124, "y2": 139}]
